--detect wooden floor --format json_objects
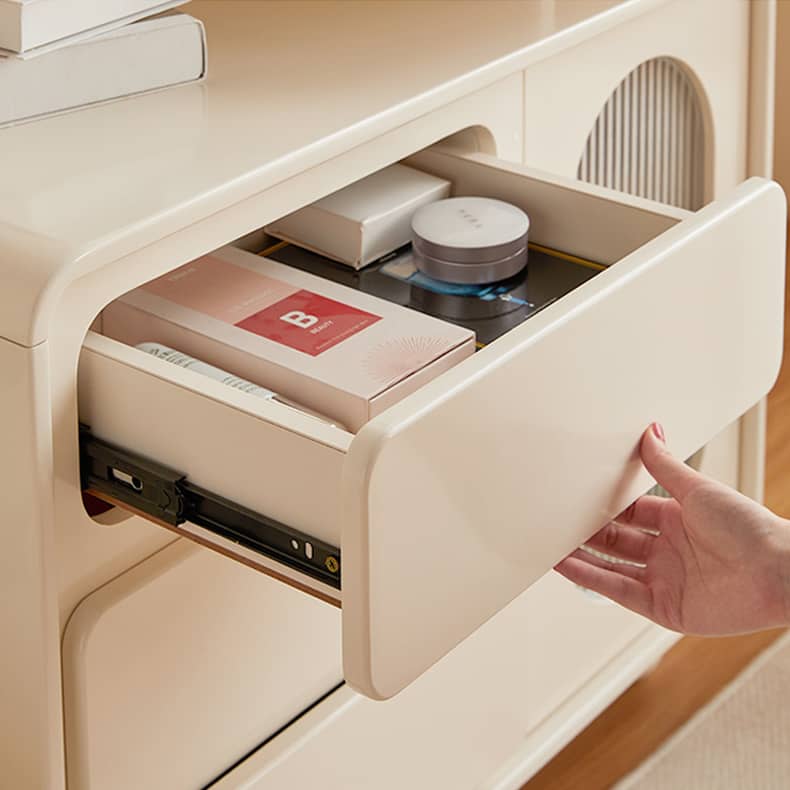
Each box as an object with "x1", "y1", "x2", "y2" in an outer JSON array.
[{"x1": 523, "y1": 233, "x2": 790, "y2": 790}]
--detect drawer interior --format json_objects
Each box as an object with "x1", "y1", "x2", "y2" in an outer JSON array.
[{"x1": 78, "y1": 144, "x2": 786, "y2": 698}]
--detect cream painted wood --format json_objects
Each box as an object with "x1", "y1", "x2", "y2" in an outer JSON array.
[
  {"x1": 518, "y1": 0, "x2": 763, "y2": 507},
  {"x1": 343, "y1": 154, "x2": 785, "y2": 699},
  {"x1": 0, "y1": 339, "x2": 64, "y2": 788},
  {"x1": 521, "y1": 0, "x2": 748, "y2": 196},
  {"x1": 410, "y1": 149, "x2": 687, "y2": 258},
  {"x1": 520, "y1": 576, "x2": 652, "y2": 734},
  {"x1": 748, "y1": 0, "x2": 776, "y2": 180},
  {"x1": 211, "y1": 575, "x2": 671, "y2": 790},
  {"x1": 0, "y1": 0, "x2": 662, "y2": 348},
  {"x1": 738, "y1": 1, "x2": 777, "y2": 504},
  {"x1": 483, "y1": 629, "x2": 680, "y2": 790},
  {"x1": 4, "y1": 28, "x2": 523, "y2": 788},
  {"x1": 34, "y1": 67, "x2": 525, "y2": 790},
  {"x1": 693, "y1": 420, "x2": 741, "y2": 492},
  {"x1": 0, "y1": 0, "x2": 776, "y2": 785},
  {"x1": 741, "y1": 398, "x2": 769, "y2": 502},
  {"x1": 62, "y1": 540, "x2": 341, "y2": 790},
  {"x1": 775, "y1": 0, "x2": 790, "y2": 190}
]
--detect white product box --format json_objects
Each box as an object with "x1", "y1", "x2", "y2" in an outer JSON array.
[{"x1": 264, "y1": 164, "x2": 452, "y2": 269}]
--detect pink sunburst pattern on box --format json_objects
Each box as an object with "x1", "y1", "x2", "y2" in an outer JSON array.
[{"x1": 362, "y1": 335, "x2": 452, "y2": 386}]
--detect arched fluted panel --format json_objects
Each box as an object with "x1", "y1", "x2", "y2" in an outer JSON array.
[{"x1": 577, "y1": 58, "x2": 705, "y2": 210}]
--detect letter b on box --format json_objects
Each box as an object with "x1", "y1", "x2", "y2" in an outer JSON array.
[
  {"x1": 280, "y1": 310, "x2": 318, "y2": 329},
  {"x1": 235, "y1": 288, "x2": 381, "y2": 356}
]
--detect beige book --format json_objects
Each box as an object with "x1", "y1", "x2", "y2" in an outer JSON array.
[
  {"x1": 0, "y1": 13, "x2": 206, "y2": 127},
  {"x1": 0, "y1": 0, "x2": 188, "y2": 54}
]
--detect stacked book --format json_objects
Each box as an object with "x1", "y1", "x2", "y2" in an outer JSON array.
[{"x1": 0, "y1": 0, "x2": 206, "y2": 127}]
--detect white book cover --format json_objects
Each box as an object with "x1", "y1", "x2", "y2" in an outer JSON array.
[
  {"x1": 0, "y1": 13, "x2": 206, "y2": 127},
  {"x1": 0, "y1": 0, "x2": 189, "y2": 54}
]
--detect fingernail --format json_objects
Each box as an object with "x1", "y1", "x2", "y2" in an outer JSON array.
[{"x1": 651, "y1": 422, "x2": 666, "y2": 442}]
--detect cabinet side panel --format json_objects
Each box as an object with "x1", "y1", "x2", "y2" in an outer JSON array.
[{"x1": 0, "y1": 339, "x2": 64, "y2": 788}]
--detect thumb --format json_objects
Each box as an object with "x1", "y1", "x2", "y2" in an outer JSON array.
[{"x1": 640, "y1": 423, "x2": 701, "y2": 502}]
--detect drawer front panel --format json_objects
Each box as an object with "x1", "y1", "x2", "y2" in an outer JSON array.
[
  {"x1": 62, "y1": 541, "x2": 342, "y2": 790},
  {"x1": 342, "y1": 152, "x2": 785, "y2": 698}
]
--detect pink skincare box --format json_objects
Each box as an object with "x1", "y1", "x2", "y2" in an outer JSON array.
[{"x1": 103, "y1": 245, "x2": 476, "y2": 431}]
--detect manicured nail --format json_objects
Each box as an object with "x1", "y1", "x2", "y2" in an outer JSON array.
[{"x1": 651, "y1": 422, "x2": 665, "y2": 442}]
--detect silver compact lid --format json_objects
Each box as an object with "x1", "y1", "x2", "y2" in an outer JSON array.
[{"x1": 411, "y1": 197, "x2": 529, "y2": 264}]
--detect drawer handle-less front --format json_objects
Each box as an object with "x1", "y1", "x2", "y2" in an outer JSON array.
[{"x1": 79, "y1": 426, "x2": 342, "y2": 589}]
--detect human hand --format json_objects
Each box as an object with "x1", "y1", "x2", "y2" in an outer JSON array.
[{"x1": 554, "y1": 423, "x2": 790, "y2": 635}]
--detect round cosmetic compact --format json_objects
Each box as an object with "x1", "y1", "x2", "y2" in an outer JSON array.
[{"x1": 411, "y1": 196, "x2": 529, "y2": 284}]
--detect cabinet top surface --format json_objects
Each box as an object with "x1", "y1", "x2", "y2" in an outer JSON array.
[{"x1": 0, "y1": 0, "x2": 658, "y2": 346}]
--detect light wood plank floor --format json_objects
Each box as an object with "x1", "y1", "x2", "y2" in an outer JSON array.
[{"x1": 523, "y1": 232, "x2": 790, "y2": 790}]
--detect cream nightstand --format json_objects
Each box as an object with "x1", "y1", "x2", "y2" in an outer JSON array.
[{"x1": 0, "y1": 2, "x2": 781, "y2": 787}]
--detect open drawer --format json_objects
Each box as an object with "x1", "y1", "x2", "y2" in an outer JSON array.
[{"x1": 78, "y1": 147, "x2": 786, "y2": 700}]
